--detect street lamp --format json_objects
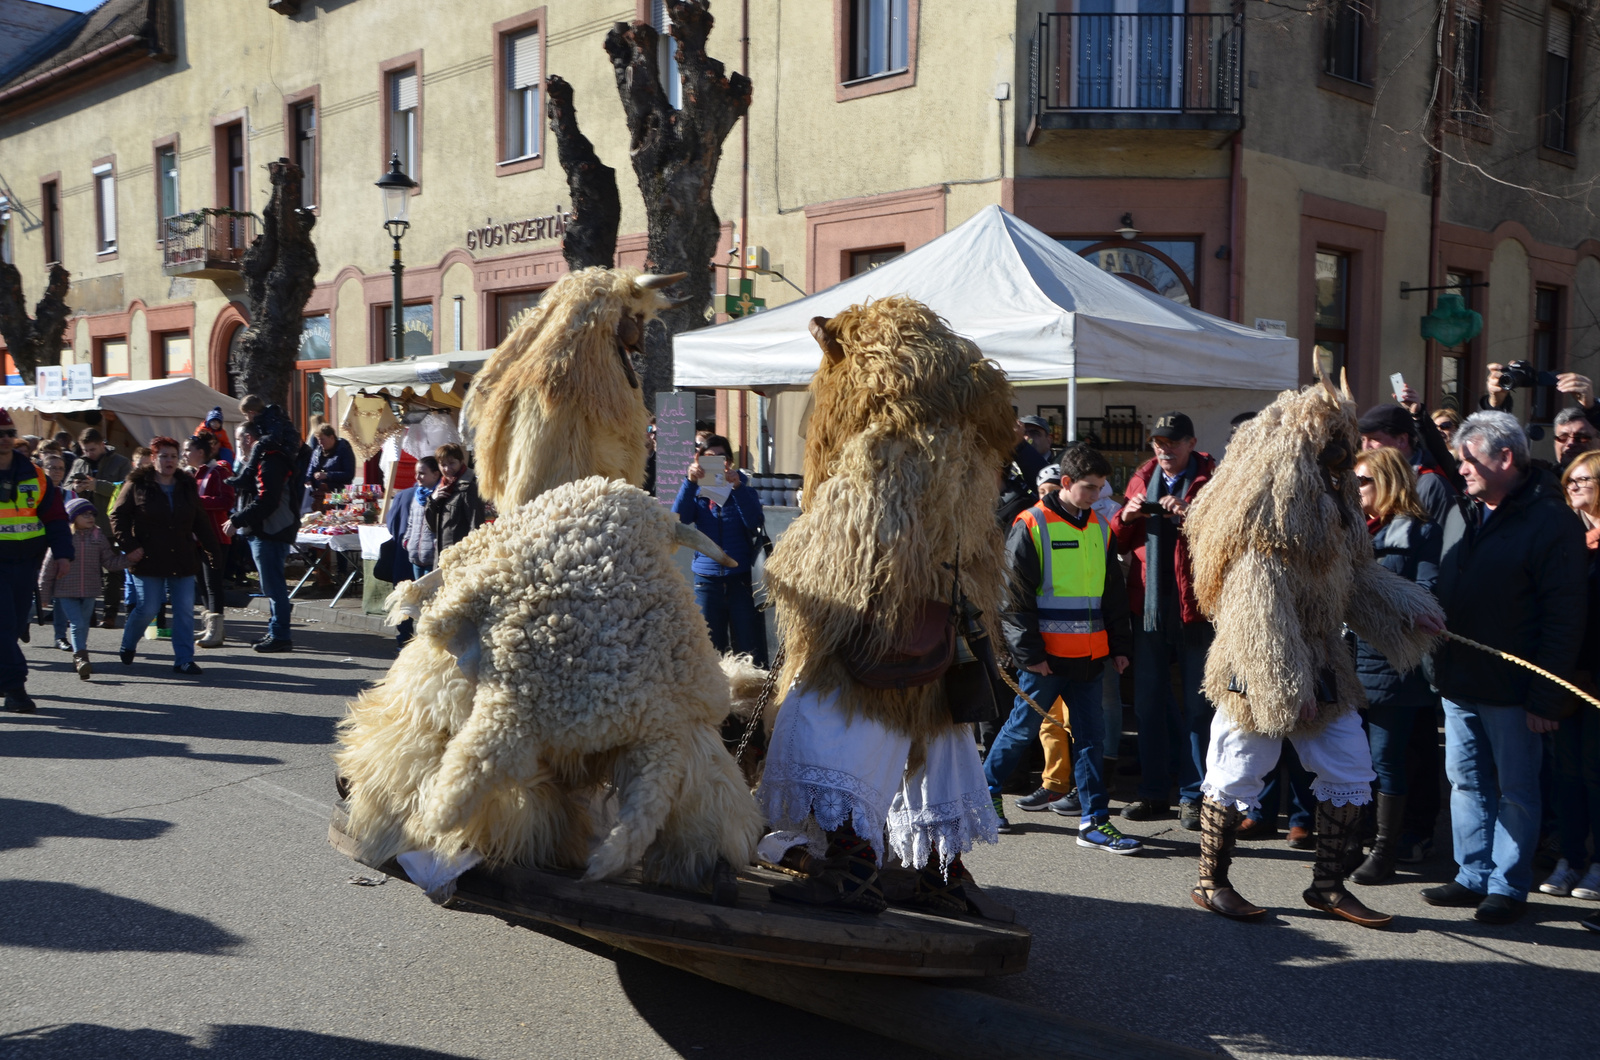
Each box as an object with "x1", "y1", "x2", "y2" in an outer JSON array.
[{"x1": 375, "y1": 153, "x2": 417, "y2": 361}]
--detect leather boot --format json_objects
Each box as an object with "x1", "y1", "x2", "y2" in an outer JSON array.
[
  {"x1": 1191, "y1": 796, "x2": 1266, "y2": 920},
  {"x1": 1304, "y1": 800, "x2": 1393, "y2": 927},
  {"x1": 73, "y1": 651, "x2": 92, "y2": 681},
  {"x1": 1350, "y1": 792, "x2": 1405, "y2": 886},
  {"x1": 198, "y1": 611, "x2": 225, "y2": 649},
  {"x1": 770, "y1": 820, "x2": 886, "y2": 915}
]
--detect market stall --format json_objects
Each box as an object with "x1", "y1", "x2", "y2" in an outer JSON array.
[{"x1": 6, "y1": 376, "x2": 242, "y2": 450}]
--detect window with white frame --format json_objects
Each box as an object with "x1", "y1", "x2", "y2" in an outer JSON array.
[
  {"x1": 93, "y1": 163, "x2": 116, "y2": 254},
  {"x1": 848, "y1": 0, "x2": 909, "y2": 81},
  {"x1": 389, "y1": 67, "x2": 419, "y2": 177},
  {"x1": 504, "y1": 29, "x2": 541, "y2": 161},
  {"x1": 652, "y1": 1, "x2": 682, "y2": 109},
  {"x1": 157, "y1": 146, "x2": 180, "y2": 221}
]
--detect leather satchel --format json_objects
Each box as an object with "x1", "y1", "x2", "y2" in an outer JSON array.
[{"x1": 843, "y1": 600, "x2": 956, "y2": 690}]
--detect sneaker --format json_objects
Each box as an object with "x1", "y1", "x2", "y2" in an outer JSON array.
[
  {"x1": 1047, "y1": 790, "x2": 1083, "y2": 816},
  {"x1": 1015, "y1": 786, "x2": 1070, "y2": 812},
  {"x1": 1077, "y1": 819, "x2": 1141, "y2": 854},
  {"x1": 1178, "y1": 802, "x2": 1202, "y2": 831},
  {"x1": 992, "y1": 797, "x2": 1014, "y2": 835},
  {"x1": 1540, "y1": 858, "x2": 1580, "y2": 896},
  {"x1": 254, "y1": 638, "x2": 294, "y2": 653},
  {"x1": 54, "y1": 637, "x2": 71, "y2": 652},
  {"x1": 173, "y1": 662, "x2": 203, "y2": 675},
  {"x1": 119, "y1": 648, "x2": 135, "y2": 666},
  {"x1": 1572, "y1": 863, "x2": 1600, "y2": 901},
  {"x1": 1120, "y1": 799, "x2": 1170, "y2": 821}
]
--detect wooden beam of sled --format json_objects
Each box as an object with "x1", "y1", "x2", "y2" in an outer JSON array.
[{"x1": 593, "y1": 934, "x2": 1217, "y2": 1060}]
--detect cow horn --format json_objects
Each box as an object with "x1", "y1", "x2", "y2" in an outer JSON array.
[
  {"x1": 636, "y1": 272, "x2": 688, "y2": 290},
  {"x1": 809, "y1": 316, "x2": 845, "y2": 363},
  {"x1": 1338, "y1": 367, "x2": 1354, "y2": 402},
  {"x1": 674, "y1": 521, "x2": 740, "y2": 568}
]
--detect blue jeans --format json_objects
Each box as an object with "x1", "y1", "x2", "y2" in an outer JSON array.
[
  {"x1": 693, "y1": 572, "x2": 766, "y2": 667},
  {"x1": 0, "y1": 559, "x2": 38, "y2": 689},
  {"x1": 248, "y1": 537, "x2": 293, "y2": 641},
  {"x1": 52, "y1": 600, "x2": 68, "y2": 643},
  {"x1": 1552, "y1": 707, "x2": 1600, "y2": 868},
  {"x1": 120, "y1": 575, "x2": 195, "y2": 666},
  {"x1": 1132, "y1": 625, "x2": 1213, "y2": 804},
  {"x1": 1443, "y1": 698, "x2": 1544, "y2": 901},
  {"x1": 1102, "y1": 670, "x2": 1124, "y2": 761},
  {"x1": 985, "y1": 667, "x2": 1108, "y2": 819},
  {"x1": 55, "y1": 597, "x2": 95, "y2": 653},
  {"x1": 1366, "y1": 701, "x2": 1421, "y2": 797}
]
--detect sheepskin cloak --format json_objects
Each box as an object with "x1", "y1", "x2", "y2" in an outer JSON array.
[
  {"x1": 1182, "y1": 382, "x2": 1444, "y2": 739},
  {"x1": 335, "y1": 477, "x2": 762, "y2": 890}
]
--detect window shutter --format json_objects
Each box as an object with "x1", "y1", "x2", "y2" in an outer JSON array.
[
  {"x1": 393, "y1": 69, "x2": 418, "y2": 112},
  {"x1": 509, "y1": 30, "x2": 541, "y2": 90},
  {"x1": 98, "y1": 174, "x2": 116, "y2": 245},
  {"x1": 1548, "y1": 10, "x2": 1573, "y2": 58},
  {"x1": 652, "y1": 0, "x2": 671, "y2": 31}
]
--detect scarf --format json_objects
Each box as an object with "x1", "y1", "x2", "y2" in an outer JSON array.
[{"x1": 1143, "y1": 458, "x2": 1192, "y2": 633}]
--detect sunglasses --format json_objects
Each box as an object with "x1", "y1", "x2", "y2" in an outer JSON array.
[
  {"x1": 0, "y1": 430, "x2": 17, "y2": 439},
  {"x1": 1557, "y1": 433, "x2": 1595, "y2": 444},
  {"x1": 1354, "y1": 474, "x2": 1374, "y2": 485}
]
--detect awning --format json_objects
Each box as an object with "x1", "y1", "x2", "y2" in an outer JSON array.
[{"x1": 321, "y1": 350, "x2": 492, "y2": 401}]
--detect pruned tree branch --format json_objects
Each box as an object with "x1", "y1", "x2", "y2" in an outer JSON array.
[
  {"x1": 547, "y1": 74, "x2": 622, "y2": 271},
  {"x1": 0, "y1": 261, "x2": 71, "y2": 385},
  {"x1": 233, "y1": 158, "x2": 318, "y2": 407}
]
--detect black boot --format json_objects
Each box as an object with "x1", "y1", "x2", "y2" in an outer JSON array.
[
  {"x1": 1350, "y1": 792, "x2": 1405, "y2": 886},
  {"x1": 1303, "y1": 800, "x2": 1392, "y2": 927},
  {"x1": 1191, "y1": 796, "x2": 1266, "y2": 920},
  {"x1": 3, "y1": 686, "x2": 36, "y2": 714}
]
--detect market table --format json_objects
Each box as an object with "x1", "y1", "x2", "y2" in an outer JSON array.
[{"x1": 291, "y1": 531, "x2": 365, "y2": 607}]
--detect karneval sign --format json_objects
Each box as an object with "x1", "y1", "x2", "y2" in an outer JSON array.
[{"x1": 466, "y1": 206, "x2": 572, "y2": 251}]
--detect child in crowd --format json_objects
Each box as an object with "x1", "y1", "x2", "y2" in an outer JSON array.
[{"x1": 40, "y1": 498, "x2": 141, "y2": 680}]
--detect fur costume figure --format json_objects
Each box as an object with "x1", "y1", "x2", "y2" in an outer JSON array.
[
  {"x1": 335, "y1": 476, "x2": 764, "y2": 893},
  {"x1": 1180, "y1": 373, "x2": 1445, "y2": 928},
  {"x1": 756, "y1": 296, "x2": 1014, "y2": 915},
  {"x1": 461, "y1": 266, "x2": 681, "y2": 510}
]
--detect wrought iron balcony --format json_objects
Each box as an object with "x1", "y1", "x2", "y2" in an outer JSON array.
[
  {"x1": 162, "y1": 211, "x2": 255, "y2": 278},
  {"x1": 1027, "y1": 11, "x2": 1244, "y2": 144}
]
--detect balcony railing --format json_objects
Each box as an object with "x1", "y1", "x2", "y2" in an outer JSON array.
[
  {"x1": 162, "y1": 211, "x2": 255, "y2": 277},
  {"x1": 1028, "y1": 12, "x2": 1244, "y2": 140}
]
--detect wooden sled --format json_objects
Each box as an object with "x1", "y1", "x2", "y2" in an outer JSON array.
[{"x1": 328, "y1": 810, "x2": 1030, "y2": 978}]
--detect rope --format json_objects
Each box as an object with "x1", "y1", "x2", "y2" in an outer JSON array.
[
  {"x1": 1442, "y1": 630, "x2": 1600, "y2": 710},
  {"x1": 995, "y1": 662, "x2": 1075, "y2": 737}
]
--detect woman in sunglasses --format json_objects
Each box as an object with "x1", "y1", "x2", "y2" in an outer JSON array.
[
  {"x1": 0, "y1": 408, "x2": 75, "y2": 714},
  {"x1": 1348, "y1": 446, "x2": 1442, "y2": 885}
]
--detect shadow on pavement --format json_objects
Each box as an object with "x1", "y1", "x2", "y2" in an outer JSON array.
[
  {"x1": 0, "y1": 729, "x2": 280, "y2": 765},
  {"x1": 41, "y1": 698, "x2": 338, "y2": 747},
  {"x1": 0, "y1": 880, "x2": 243, "y2": 954},
  {"x1": 0, "y1": 798, "x2": 171, "y2": 852},
  {"x1": 0, "y1": 1024, "x2": 477, "y2": 1058}
]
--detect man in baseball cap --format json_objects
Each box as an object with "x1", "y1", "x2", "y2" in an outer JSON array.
[{"x1": 0, "y1": 407, "x2": 74, "y2": 713}]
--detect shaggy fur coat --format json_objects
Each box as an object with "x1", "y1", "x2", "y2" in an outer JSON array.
[
  {"x1": 1183, "y1": 380, "x2": 1444, "y2": 739},
  {"x1": 335, "y1": 477, "x2": 762, "y2": 889},
  {"x1": 765, "y1": 296, "x2": 1015, "y2": 744}
]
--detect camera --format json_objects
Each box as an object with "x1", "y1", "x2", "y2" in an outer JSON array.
[{"x1": 1497, "y1": 359, "x2": 1559, "y2": 391}]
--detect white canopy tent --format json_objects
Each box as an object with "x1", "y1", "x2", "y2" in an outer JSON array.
[
  {"x1": 321, "y1": 350, "x2": 491, "y2": 401},
  {"x1": 674, "y1": 205, "x2": 1298, "y2": 438},
  {"x1": 4, "y1": 376, "x2": 241, "y2": 445}
]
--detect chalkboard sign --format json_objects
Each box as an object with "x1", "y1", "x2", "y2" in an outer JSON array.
[{"x1": 655, "y1": 392, "x2": 697, "y2": 506}]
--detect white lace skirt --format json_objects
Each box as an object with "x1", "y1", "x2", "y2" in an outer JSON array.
[{"x1": 757, "y1": 684, "x2": 999, "y2": 873}]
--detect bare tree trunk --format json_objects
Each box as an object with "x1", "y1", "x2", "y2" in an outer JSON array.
[
  {"x1": 233, "y1": 158, "x2": 318, "y2": 407},
  {"x1": 0, "y1": 262, "x2": 71, "y2": 385},
  {"x1": 605, "y1": 0, "x2": 751, "y2": 400},
  {"x1": 547, "y1": 75, "x2": 621, "y2": 272}
]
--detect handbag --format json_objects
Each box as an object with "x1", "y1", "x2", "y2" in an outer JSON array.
[{"x1": 843, "y1": 599, "x2": 956, "y2": 690}]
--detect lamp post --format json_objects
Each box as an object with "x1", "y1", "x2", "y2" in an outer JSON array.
[{"x1": 375, "y1": 153, "x2": 417, "y2": 361}]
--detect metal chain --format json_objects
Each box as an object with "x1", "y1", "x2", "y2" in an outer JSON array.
[{"x1": 734, "y1": 641, "x2": 785, "y2": 764}]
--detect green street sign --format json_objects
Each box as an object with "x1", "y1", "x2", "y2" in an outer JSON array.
[{"x1": 723, "y1": 277, "x2": 766, "y2": 319}]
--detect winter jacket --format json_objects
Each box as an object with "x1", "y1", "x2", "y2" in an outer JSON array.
[
  {"x1": 229, "y1": 444, "x2": 301, "y2": 545},
  {"x1": 109, "y1": 467, "x2": 221, "y2": 578},
  {"x1": 1109, "y1": 452, "x2": 1216, "y2": 626},
  {"x1": 191, "y1": 461, "x2": 236, "y2": 544},
  {"x1": 0, "y1": 455, "x2": 72, "y2": 565},
  {"x1": 68, "y1": 448, "x2": 132, "y2": 532},
  {"x1": 405, "y1": 487, "x2": 438, "y2": 569},
  {"x1": 376, "y1": 486, "x2": 417, "y2": 585},
  {"x1": 1425, "y1": 467, "x2": 1589, "y2": 719},
  {"x1": 40, "y1": 527, "x2": 131, "y2": 602},
  {"x1": 1412, "y1": 463, "x2": 1461, "y2": 529},
  {"x1": 672, "y1": 473, "x2": 764, "y2": 577},
  {"x1": 307, "y1": 437, "x2": 357, "y2": 493},
  {"x1": 1353, "y1": 515, "x2": 1441, "y2": 708},
  {"x1": 425, "y1": 468, "x2": 487, "y2": 553},
  {"x1": 1002, "y1": 490, "x2": 1133, "y2": 681}
]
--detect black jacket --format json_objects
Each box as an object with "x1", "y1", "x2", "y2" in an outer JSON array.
[
  {"x1": 1002, "y1": 491, "x2": 1133, "y2": 681},
  {"x1": 425, "y1": 468, "x2": 486, "y2": 553},
  {"x1": 1355, "y1": 515, "x2": 1441, "y2": 708},
  {"x1": 1425, "y1": 467, "x2": 1589, "y2": 719},
  {"x1": 230, "y1": 446, "x2": 300, "y2": 544},
  {"x1": 307, "y1": 438, "x2": 357, "y2": 492}
]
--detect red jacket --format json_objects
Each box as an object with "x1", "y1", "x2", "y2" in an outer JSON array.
[
  {"x1": 1109, "y1": 452, "x2": 1216, "y2": 625},
  {"x1": 191, "y1": 461, "x2": 236, "y2": 543}
]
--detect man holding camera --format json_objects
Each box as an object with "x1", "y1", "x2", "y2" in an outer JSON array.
[
  {"x1": 1111, "y1": 412, "x2": 1217, "y2": 829},
  {"x1": 1484, "y1": 364, "x2": 1600, "y2": 469}
]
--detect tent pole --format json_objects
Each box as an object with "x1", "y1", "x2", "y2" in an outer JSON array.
[{"x1": 1066, "y1": 374, "x2": 1077, "y2": 444}]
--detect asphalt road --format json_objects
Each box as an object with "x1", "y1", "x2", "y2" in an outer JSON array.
[{"x1": 2, "y1": 608, "x2": 1597, "y2": 1060}]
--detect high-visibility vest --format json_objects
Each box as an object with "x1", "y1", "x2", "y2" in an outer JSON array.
[
  {"x1": 0, "y1": 464, "x2": 46, "y2": 541},
  {"x1": 1016, "y1": 503, "x2": 1109, "y2": 658}
]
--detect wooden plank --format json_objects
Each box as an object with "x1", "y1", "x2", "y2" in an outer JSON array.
[{"x1": 595, "y1": 936, "x2": 1219, "y2": 1060}]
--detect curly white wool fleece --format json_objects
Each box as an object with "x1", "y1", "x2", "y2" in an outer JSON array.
[{"x1": 335, "y1": 476, "x2": 762, "y2": 891}]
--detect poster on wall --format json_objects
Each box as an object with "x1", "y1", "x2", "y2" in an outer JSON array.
[
  {"x1": 1036, "y1": 405, "x2": 1066, "y2": 448},
  {"x1": 655, "y1": 391, "x2": 696, "y2": 506}
]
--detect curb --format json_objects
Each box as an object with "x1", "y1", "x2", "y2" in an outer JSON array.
[{"x1": 244, "y1": 596, "x2": 393, "y2": 637}]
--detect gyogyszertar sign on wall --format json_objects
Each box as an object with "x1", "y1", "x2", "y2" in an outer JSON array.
[{"x1": 466, "y1": 206, "x2": 572, "y2": 251}]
